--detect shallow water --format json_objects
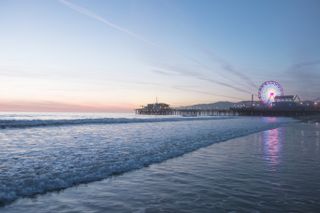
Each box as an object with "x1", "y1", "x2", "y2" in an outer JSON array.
[
  {"x1": 2, "y1": 122, "x2": 319, "y2": 212},
  {"x1": 2, "y1": 114, "x2": 319, "y2": 212},
  {"x1": 0, "y1": 114, "x2": 293, "y2": 206}
]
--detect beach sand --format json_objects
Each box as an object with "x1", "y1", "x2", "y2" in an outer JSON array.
[{"x1": 2, "y1": 121, "x2": 320, "y2": 212}]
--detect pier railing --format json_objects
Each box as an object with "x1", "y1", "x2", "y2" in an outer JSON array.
[
  {"x1": 135, "y1": 107, "x2": 320, "y2": 117},
  {"x1": 135, "y1": 108, "x2": 238, "y2": 116}
]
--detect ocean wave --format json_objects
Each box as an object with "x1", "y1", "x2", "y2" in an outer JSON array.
[
  {"x1": 0, "y1": 117, "x2": 295, "y2": 206},
  {"x1": 0, "y1": 116, "x2": 235, "y2": 129}
]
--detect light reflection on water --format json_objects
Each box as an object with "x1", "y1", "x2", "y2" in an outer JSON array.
[
  {"x1": 262, "y1": 117, "x2": 278, "y2": 123},
  {"x1": 262, "y1": 125, "x2": 284, "y2": 167}
]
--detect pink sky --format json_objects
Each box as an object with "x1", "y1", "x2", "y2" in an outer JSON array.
[{"x1": 0, "y1": 100, "x2": 134, "y2": 112}]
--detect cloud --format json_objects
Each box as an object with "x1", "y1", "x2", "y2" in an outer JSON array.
[
  {"x1": 151, "y1": 69, "x2": 175, "y2": 76},
  {"x1": 151, "y1": 63, "x2": 251, "y2": 94},
  {"x1": 172, "y1": 86, "x2": 244, "y2": 101},
  {"x1": 288, "y1": 59, "x2": 320, "y2": 71},
  {"x1": 0, "y1": 100, "x2": 133, "y2": 112},
  {"x1": 285, "y1": 59, "x2": 320, "y2": 98},
  {"x1": 204, "y1": 50, "x2": 258, "y2": 89}
]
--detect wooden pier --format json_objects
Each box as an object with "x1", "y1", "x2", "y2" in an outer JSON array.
[
  {"x1": 231, "y1": 107, "x2": 320, "y2": 117},
  {"x1": 135, "y1": 108, "x2": 237, "y2": 116},
  {"x1": 135, "y1": 101, "x2": 320, "y2": 117},
  {"x1": 135, "y1": 107, "x2": 320, "y2": 117},
  {"x1": 173, "y1": 109, "x2": 237, "y2": 116}
]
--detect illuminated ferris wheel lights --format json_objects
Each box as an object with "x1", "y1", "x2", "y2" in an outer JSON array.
[{"x1": 258, "y1": 81, "x2": 284, "y2": 105}]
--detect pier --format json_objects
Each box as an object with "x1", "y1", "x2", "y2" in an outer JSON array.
[
  {"x1": 175, "y1": 109, "x2": 237, "y2": 116},
  {"x1": 135, "y1": 108, "x2": 238, "y2": 116},
  {"x1": 135, "y1": 82, "x2": 320, "y2": 117},
  {"x1": 135, "y1": 107, "x2": 320, "y2": 117},
  {"x1": 135, "y1": 103, "x2": 320, "y2": 117},
  {"x1": 230, "y1": 107, "x2": 320, "y2": 117},
  {"x1": 135, "y1": 86, "x2": 320, "y2": 117},
  {"x1": 134, "y1": 102, "x2": 240, "y2": 116}
]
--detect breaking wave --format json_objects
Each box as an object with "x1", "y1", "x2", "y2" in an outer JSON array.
[
  {"x1": 0, "y1": 117, "x2": 295, "y2": 206},
  {"x1": 0, "y1": 116, "x2": 234, "y2": 129}
]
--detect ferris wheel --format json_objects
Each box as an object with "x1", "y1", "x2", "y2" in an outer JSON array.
[{"x1": 258, "y1": 81, "x2": 284, "y2": 105}]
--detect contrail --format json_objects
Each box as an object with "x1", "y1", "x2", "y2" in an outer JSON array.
[
  {"x1": 59, "y1": 0, "x2": 252, "y2": 94},
  {"x1": 59, "y1": 0, "x2": 158, "y2": 47}
]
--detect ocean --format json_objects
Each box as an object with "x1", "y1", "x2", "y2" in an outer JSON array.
[{"x1": 1, "y1": 112, "x2": 319, "y2": 212}]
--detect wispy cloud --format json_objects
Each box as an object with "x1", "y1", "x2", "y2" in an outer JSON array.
[
  {"x1": 285, "y1": 59, "x2": 320, "y2": 99},
  {"x1": 288, "y1": 59, "x2": 320, "y2": 71},
  {"x1": 151, "y1": 63, "x2": 251, "y2": 94},
  {"x1": 151, "y1": 69, "x2": 174, "y2": 76},
  {"x1": 0, "y1": 100, "x2": 133, "y2": 112},
  {"x1": 204, "y1": 50, "x2": 258, "y2": 89},
  {"x1": 173, "y1": 86, "x2": 244, "y2": 101}
]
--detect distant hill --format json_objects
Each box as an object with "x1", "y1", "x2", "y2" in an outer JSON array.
[
  {"x1": 179, "y1": 101, "x2": 235, "y2": 110},
  {"x1": 180, "y1": 101, "x2": 260, "y2": 110}
]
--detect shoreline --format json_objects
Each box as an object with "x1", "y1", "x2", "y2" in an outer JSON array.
[
  {"x1": 0, "y1": 117, "x2": 292, "y2": 207},
  {"x1": 297, "y1": 114, "x2": 320, "y2": 123},
  {"x1": 2, "y1": 120, "x2": 320, "y2": 212}
]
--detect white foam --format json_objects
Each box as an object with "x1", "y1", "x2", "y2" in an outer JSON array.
[
  {"x1": 0, "y1": 116, "x2": 233, "y2": 129},
  {"x1": 0, "y1": 117, "x2": 295, "y2": 205}
]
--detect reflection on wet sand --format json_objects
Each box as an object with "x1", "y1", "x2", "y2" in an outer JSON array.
[{"x1": 263, "y1": 127, "x2": 284, "y2": 166}]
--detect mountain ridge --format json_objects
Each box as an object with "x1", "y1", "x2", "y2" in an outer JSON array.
[{"x1": 179, "y1": 101, "x2": 259, "y2": 110}]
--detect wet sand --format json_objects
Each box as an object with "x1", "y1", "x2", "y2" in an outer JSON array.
[{"x1": 298, "y1": 114, "x2": 320, "y2": 123}]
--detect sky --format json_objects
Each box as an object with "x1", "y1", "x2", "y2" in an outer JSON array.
[{"x1": 0, "y1": 0, "x2": 319, "y2": 112}]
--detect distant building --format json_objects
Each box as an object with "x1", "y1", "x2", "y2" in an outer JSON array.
[
  {"x1": 135, "y1": 102, "x2": 174, "y2": 115},
  {"x1": 270, "y1": 95, "x2": 320, "y2": 110},
  {"x1": 272, "y1": 95, "x2": 298, "y2": 108},
  {"x1": 299, "y1": 100, "x2": 318, "y2": 108}
]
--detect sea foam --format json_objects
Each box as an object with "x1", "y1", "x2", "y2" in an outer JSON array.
[
  {"x1": 0, "y1": 116, "x2": 295, "y2": 205},
  {"x1": 0, "y1": 116, "x2": 233, "y2": 129}
]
